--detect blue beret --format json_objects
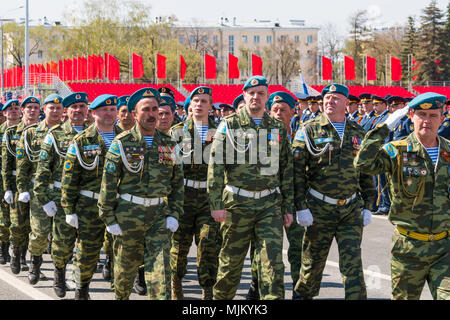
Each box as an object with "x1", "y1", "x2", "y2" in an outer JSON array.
[
  {"x1": 243, "y1": 76, "x2": 268, "y2": 91},
  {"x1": 387, "y1": 96, "x2": 405, "y2": 104},
  {"x1": 2, "y1": 99, "x2": 19, "y2": 111},
  {"x1": 117, "y1": 95, "x2": 130, "y2": 109},
  {"x1": 21, "y1": 96, "x2": 40, "y2": 107},
  {"x1": 89, "y1": 94, "x2": 118, "y2": 110},
  {"x1": 160, "y1": 96, "x2": 176, "y2": 112},
  {"x1": 158, "y1": 87, "x2": 175, "y2": 99},
  {"x1": 184, "y1": 97, "x2": 191, "y2": 114},
  {"x1": 232, "y1": 94, "x2": 244, "y2": 109},
  {"x1": 267, "y1": 92, "x2": 296, "y2": 110},
  {"x1": 372, "y1": 95, "x2": 387, "y2": 104},
  {"x1": 44, "y1": 94, "x2": 63, "y2": 105},
  {"x1": 189, "y1": 86, "x2": 213, "y2": 100},
  {"x1": 321, "y1": 83, "x2": 349, "y2": 98},
  {"x1": 62, "y1": 92, "x2": 89, "y2": 108},
  {"x1": 408, "y1": 92, "x2": 447, "y2": 110},
  {"x1": 127, "y1": 87, "x2": 160, "y2": 113}
]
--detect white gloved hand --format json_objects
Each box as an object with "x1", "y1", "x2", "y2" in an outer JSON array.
[
  {"x1": 385, "y1": 105, "x2": 410, "y2": 131},
  {"x1": 4, "y1": 190, "x2": 13, "y2": 204},
  {"x1": 362, "y1": 209, "x2": 372, "y2": 226},
  {"x1": 296, "y1": 209, "x2": 314, "y2": 227},
  {"x1": 166, "y1": 217, "x2": 179, "y2": 233},
  {"x1": 65, "y1": 214, "x2": 79, "y2": 229},
  {"x1": 18, "y1": 192, "x2": 31, "y2": 203},
  {"x1": 43, "y1": 201, "x2": 58, "y2": 217},
  {"x1": 106, "y1": 224, "x2": 123, "y2": 236}
]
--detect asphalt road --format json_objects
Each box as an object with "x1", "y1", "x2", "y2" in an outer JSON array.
[{"x1": 0, "y1": 214, "x2": 433, "y2": 300}]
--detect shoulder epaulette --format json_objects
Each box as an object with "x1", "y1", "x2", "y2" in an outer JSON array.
[{"x1": 390, "y1": 140, "x2": 408, "y2": 147}]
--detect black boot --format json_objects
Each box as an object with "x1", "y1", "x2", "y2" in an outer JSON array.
[
  {"x1": 10, "y1": 246, "x2": 21, "y2": 274},
  {"x1": 102, "y1": 256, "x2": 111, "y2": 281},
  {"x1": 75, "y1": 284, "x2": 90, "y2": 300},
  {"x1": 0, "y1": 242, "x2": 7, "y2": 265},
  {"x1": 133, "y1": 267, "x2": 147, "y2": 296},
  {"x1": 53, "y1": 266, "x2": 67, "y2": 298},
  {"x1": 28, "y1": 255, "x2": 43, "y2": 285},
  {"x1": 245, "y1": 278, "x2": 260, "y2": 300},
  {"x1": 20, "y1": 246, "x2": 29, "y2": 271},
  {"x1": 5, "y1": 242, "x2": 10, "y2": 263}
]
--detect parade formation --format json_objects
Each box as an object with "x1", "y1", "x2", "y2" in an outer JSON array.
[{"x1": 0, "y1": 76, "x2": 448, "y2": 301}]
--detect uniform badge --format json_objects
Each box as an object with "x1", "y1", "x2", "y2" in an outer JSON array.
[
  {"x1": 16, "y1": 148, "x2": 24, "y2": 159},
  {"x1": 1, "y1": 148, "x2": 6, "y2": 157},
  {"x1": 40, "y1": 150, "x2": 48, "y2": 160},
  {"x1": 251, "y1": 79, "x2": 259, "y2": 86},
  {"x1": 198, "y1": 88, "x2": 205, "y2": 94},
  {"x1": 294, "y1": 130, "x2": 305, "y2": 142},
  {"x1": 43, "y1": 134, "x2": 53, "y2": 146},
  {"x1": 64, "y1": 160, "x2": 73, "y2": 171},
  {"x1": 105, "y1": 161, "x2": 116, "y2": 173},
  {"x1": 109, "y1": 141, "x2": 121, "y2": 156},
  {"x1": 420, "y1": 168, "x2": 427, "y2": 176},
  {"x1": 293, "y1": 148, "x2": 301, "y2": 159},
  {"x1": 67, "y1": 144, "x2": 77, "y2": 156},
  {"x1": 383, "y1": 143, "x2": 398, "y2": 159}
]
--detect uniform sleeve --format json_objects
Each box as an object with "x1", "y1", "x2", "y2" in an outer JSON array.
[
  {"x1": 292, "y1": 128, "x2": 309, "y2": 212},
  {"x1": 16, "y1": 131, "x2": 32, "y2": 194},
  {"x1": 279, "y1": 127, "x2": 294, "y2": 214},
  {"x1": 207, "y1": 125, "x2": 226, "y2": 211},
  {"x1": 98, "y1": 150, "x2": 122, "y2": 227},
  {"x1": 167, "y1": 157, "x2": 184, "y2": 221},
  {"x1": 60, "y1": 143, "x2": 82, "y2": 216},
  {"x1": 2, "y1": 131, "x2": 15, "y2": 191},
  {"x1": 33, "y1": 134, "x2": 56, "y2": 205}
]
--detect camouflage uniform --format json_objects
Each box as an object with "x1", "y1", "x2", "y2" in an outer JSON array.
[
  {"x1": 207, "y1": 108, "x2": 294, "y2": 300},
  {"x1": 98, "y1": 125, "x2": 184, "y2": 300},
  {"x1": 355, "y1": 124, "x2": 450, "y2": 300},
  {"x1": 61, "y1": 123, "x2": 123, "y2": 291},
  {"x1": 0, "y1": 122, "x2": 11, "y2": 248},
  {"x1": 169, "y1": 117, "x2": 220, "y2": 290},
  {"x1": 292, "y1": 115, "x2": 376, "y2": 299}
]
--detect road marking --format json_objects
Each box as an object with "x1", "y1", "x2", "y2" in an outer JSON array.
[{"x1": 0, "y1": 266, "x2": 54, "y2": 300}]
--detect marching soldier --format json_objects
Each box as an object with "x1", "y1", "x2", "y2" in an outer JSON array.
[
  {"x1": 232, "y1": 94, "x2": 246, "y2": 111},
  {"x1": 359, "y1": 93, "x2": 377, "y2": 132},
  {"x1": 116, "y1": 95, "x2": 134, "y2": 131},
  {"x1": 157, "y1": 96, "x2": 177, "y2": 133},
  {"x1": 347, "y1": 95, "x2": 362, "y2": 123},
  {"x1": 355, "y1": 92, "x2": 449, "y2": 300}
]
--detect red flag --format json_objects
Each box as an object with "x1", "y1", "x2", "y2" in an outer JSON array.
[
  {"x1": 204, "y1": 54, "x2": 216, "y2": 79},
  {"x1": 322, "y1": 56, "x2": 332, "y2": 81},
  {"x1": 228, "y1": 53, "x2": 240, "y2": 79},
  {"x1": 251, "y1": 54, "x2": 263, "y2": 76},
  {"x1": 87, "y1": 55, "x2": 95, "y2": 80},
  {"x1": 97, "y1": 55, "x2": 104, "y2": 80},
  {"x1": 73, "y1": 57, "x2": 79, "y2": 81},
  {"x1": 132, "y1": 53, "x2": 144, "y2": 79},
  {"x1": 51, "y1": 61, "x2": 58, "y2": 74},
  {"x1": 180, "y1": 54, "x2": 187, "y2": 80},
  {"x1": 156, "y1": 54, "x2": 166, "y2": 79},
  {"x1": 58, "y1": 60, "x2": 63, "y2": 80},
  {"x1": 344, "y1": 56, "x2": 356, "y2": 80},
  {"x1": 81, "y1": 57, "x2": 88, "y2": 80},
  {"x1": 366, "y1": 56, "x2": 377, "y2": 81},
  {"x1": 105, "y1": 53, "x2": 120, "y2": 81},
  {"x1": 390, "y1": 57, "x2": 402, "y2": 81}
]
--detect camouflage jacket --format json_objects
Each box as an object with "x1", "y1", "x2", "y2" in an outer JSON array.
[
  {"x1": 16, "y1": 121, "x2": 56, "y2": 194},
  {"x1": 0, "y1": 122, "x2": 9, "y2": 192},
  {"x1": 354, "y1": 124, "x2": 450, "y2": 234},
  {"x1": 170, "y1": 117, "x2": 217, "y2": 182},
  {"x1": 33, "y1": 120, "x2": 88, "y2": 205},
  {"x1": 97, "y1": 125, "x2": 184, "y2": 227},
  {"x1": 292, "y1": 114, "x2": 376, "y2": 212},
  {"x1": 207, "y1": 107, "x2": 294, "y2": 214},
  {"x1": 2, "y1": 121, "x2": 26, "y2": 191},
  {"x1": 61, "y1": 124, "x2": 123, "y2": 216}
]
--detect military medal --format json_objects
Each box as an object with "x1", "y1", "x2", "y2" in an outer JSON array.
[
  {"x1": 420, "y1": 168, "x2": 427, "y2": 176},
  {"x1": 441, "y1": 150, "x2": 450, "y2": 162},
  {"x1": 407, "y1": 142, "x2": 413, "y2": 152},
  {"x1": 407, "y1": 178, "x2": 413, "y2": 186}
]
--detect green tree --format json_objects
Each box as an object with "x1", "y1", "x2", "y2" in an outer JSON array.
[
  {"x1": 439, "y1": 2, "x2": 450, "y2": 80},
  {"x1": 400, "y1": 16, "x2": 418, "y2": 83}
]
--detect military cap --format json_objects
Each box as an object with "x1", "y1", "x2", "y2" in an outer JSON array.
[
  {"x1": 44, "y1": 93, "x2": 63, "y2": 105},
  {"x1": 117, "y1": 95, "x2": 130, "y2": 109},
  {"x1": 359, "y1": 93, "x2": 373, "y2": 103},
  {"x1": 89, "y1": 94, "x2": 118, "y2": 110},
  {"x1": 372, "y1": 95, "x2": 387, "y2": 104},
  {"x1": 407, "y1": 92, "x2": 447, "y2": 110},
  {"x1": 62, "y1": 92, "x2": 89, "y2": 108},
  {"x1": 184, "y1": 97, "x2": 191, "y2": 114},
  {"x1": 295, "y1": 92, "x2": 309, "y2": 101},
  {"x1": 387, "y1": 96, "x2": 405, "y2": 105},
  {"x1": 2, "y1": 99, "x2": 19, "y2": 111},
  {"x1": 219, "y1": 103, "x2": 234, "y2": 110},
  {"x1": 158, "y1": 86, "x2": 175, "y2": 100},
  {"x1": 212, "y1": 103, "x2": 222, "y2": 110},
  {"x1": 243, "y1": 76, "x2": 268, "y2": 91},
  {"x1": 348, "y1": 95, "x2": 360, "y2": 104},
  {"x1": 267, "y1": 91, "x2": 296, "y2": 110},
  {"x1": 160, "y1": 96, "x2": 176, "y2": 112},
  {"x1": 127, "y1": 87, "x2": 160, "y2": 113},
  {"x1": 232, "y1": 94, "x2": 245, "y2": 110},
  {"x1": 189, "y1": 86, "x2": 213, "y2": 100},
  {"x1": 321, "y1": 83, "x2": 349, "y2": 98},
  {"x1": 21, "y1": 96, "x2": 41, "y2": 107},
  {"x1": 384, "y1": 95, "x2": 392, "y2": 101},
  {"x1": 307, "y1": 96, "x2": 319, "y2": 103}
]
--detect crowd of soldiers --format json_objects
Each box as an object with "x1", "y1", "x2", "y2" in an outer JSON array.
[{"x1": 0, "y1": 76, "x2": 448, "y2": 300}]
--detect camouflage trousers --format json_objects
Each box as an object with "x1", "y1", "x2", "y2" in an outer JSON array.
[
  {"x1": 295, "y1": 196, "x2": 367, "y2": 300},
  {"x1": 28, "y1": 196, "x2": 52, "y2": 256},
  {"x1": 9, "y1": 192, "x2": 30, "y2": 248},
  {"x1": 112, "y1": 199, "x2": 171, "y2": 300},
  {"x1": 72, "y1": 197, "x2": 106, "y2": 288},
  {"x1": 0, "y1": 194, "x2": 11, "y2": 242},
  {"x1": 170, "y1": 187, "x2": 220, "y2": 288},
  {"x1": 391, "y1": 229, "x2": 450, "y2": 300},
  {"x1": 214, "y1": 191, "x2": 285, "y2": 300}
]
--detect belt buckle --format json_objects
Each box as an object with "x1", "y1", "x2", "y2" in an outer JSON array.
[
  {"x1": 194, "y1": 181, "x2": 200, "y2": 189},
  {"x1": 254, "y1": 191, "x2": 261, "y2": 199},
  {"x1": 337, "y1": 199, "x2": 347, "y2": 206},
  {"x1": 144, "y1": 198, "x2": 151, "y2": 207},
  {"x1": 428, "y1": 234, "x2": 435, "y2": 241}
]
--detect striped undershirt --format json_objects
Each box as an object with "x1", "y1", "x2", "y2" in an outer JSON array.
[
  {"x1": 253, "y1": 118, "x2": 262, "y2": 126},
  {"x1": 195, "y1": 125, "x2": 209, "y2": 144},
  {"x1": 331, "y1": 121, "x2": 346, "y2": 140},
  {"x1": 143, "y1": 136, "x2": 154, "y2": 148},
  {"x1": 98, "y1": 131, "x2": 115, "y2": 149},
  {"x1": 425, "y1": 147, "x2": 439, "y2": 165},
  {"x1": 73, "y1": 126, "x2": 84, "y2": 133}
]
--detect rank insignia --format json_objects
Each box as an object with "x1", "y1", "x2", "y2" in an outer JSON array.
[{"x1": 64, "y1": 160, "x2": 73, "y2": 171}]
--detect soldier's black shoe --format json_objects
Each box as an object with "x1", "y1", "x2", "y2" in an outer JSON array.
[
  {"x1": 5, "y1": 242, "x2": 10, "y2": 263},
  {"x1": 10, "y1": 246, "x2": 21, "y2": 274},
  {"x1": 53, "y1": 266, "x2": 67, "y2": 298},
  {"x1": 133, "y1": 267, "x2": 147, "y2": 296},
  {"x1": 102, "y1": 256, "x2": 111, "y2": 281},
  {"x1": 75, "y1": 285, "x2": 90, "y2": 300},
  {"x1": 245, "y1": 279, "x2": 260, "y2": 300},
  {"x1": 28, "y1": 255, "x2": 43, "y2": 285},
  {"x1": 292, "y1": 292, "x2": 313, "y2": 300},
  {"x1": 20, "y1": 246, "x2": 29, "y2": 271},
  {"x1": 0, "y1": 242, "x2": 8, "y2": 265}
]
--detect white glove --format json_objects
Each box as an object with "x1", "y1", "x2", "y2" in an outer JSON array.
[
  {"x1": 65, "y1": 214, "x2": 78, "y2": 229},
  {"x1": 362, "y1": 209, "x2": 372, "y2": 226},
  {"x1": 18, "y1": 192, "x2": 31, "y2": 203},
  {"x1": 106, "y1": 224, "x2": 123, "y2": 236},
  {"x1": 385, "y1": 105, "x2": 410, "y2": 131},
  {"x1": 166, "y1": 217, "x2": 179, "y2": 233},
  {"x1": 4, "y1": 190, "x2": 13, "y2": 204},
  {"x1": 296, "y1": 209, "x2": 314, "y2": 227},
  {"x1": 43, "y1": 201, "x2": 58, "y2": 217}
]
